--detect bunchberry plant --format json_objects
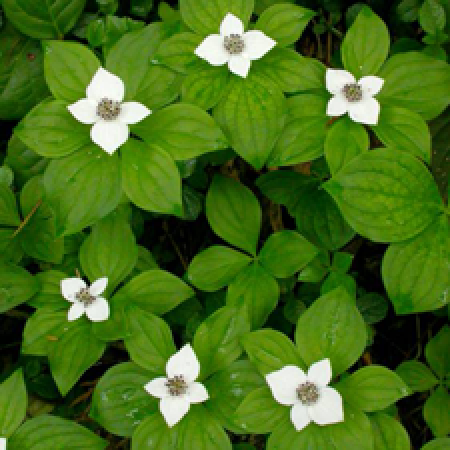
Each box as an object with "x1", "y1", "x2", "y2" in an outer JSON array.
[{"x1": 0, "y1": 0, "x2": 448, "y2": 449}]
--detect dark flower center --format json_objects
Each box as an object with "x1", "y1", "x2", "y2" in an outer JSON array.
[
  {"x1": 97, "y1": 98, "x2": 121, "y2": 120},
  {"x1": 76, "y1": 288, "x2": 96, "y2": 307},
  {"x1": 224, "y1": 34, "x2": 245, "y2": 55},
  {"x1": 165, "y1": 375, "x2": 187, "y2": 396},
  {"x1": 342, "y1": 83, "x2": 363, "y2": 102},
  {"x1": 296, "y1": 381, "x2": 320, "y2": 406}
]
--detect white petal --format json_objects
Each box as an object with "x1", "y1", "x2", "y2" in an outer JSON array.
[
  {"x1": 326, "y1": 95, "x2": 348, "y2": 117},
  {"x1": 87, "y1": 67, "x2": 125, "y2": 102},
  {"x1": 228, "y1": 55, "x2": 251, "y2": 78},
  {"x1": 89, "y1": 277, "x2": 108, "y2": 297},
  {"x1": 326, "y1": 69, "x2": 355, "y2": 95},
  {"x1": 159, "y1": 396, "x2": 190, "y2": 428},
  {"x1": 67, "y1": 99, "x2": 98, "y2": 124},
  {"x1": 359, "y1": 76, "x2": 384, "y2": 96},
  {"x1": 220, "y1": 13, "x2": 244, "y2": 36},
  {"x1": 61, "y1": 278, "x2": 87, "y2": 302},
  {"x1": 90, "y1": 120, "x2": 129, "y2": 155},
  {"x1": 187, "y1": 382, "x2": 209, "y2": 404},
  {"x1": 307, "y1": 358, "x2": 332, "y2": 387},
  {"x1": 85, "y1": 296, "x2": 110, "y2": 322},
  {"x1": 0, "y1": 437, "x2": 6, "y2": 450},
  {"x1": 290, "y1": 403, "x2": 312, "y2": 431},
  {"x1": 68, "y1": 302, "x2": 85, "y2": 322},
  {"x1": 243, "y1": 30, "x2": 276, "y2": 61},
  {"x1": 119, "y1": 102, "x2": 151, "y2": 125},
  {"x1": 308, "y1": 387, "x2": 344, "y2": 426},
  {"x1": 145, "y1": 377, "x2": 169, "y2": 399},
  {"x1": 265, "y1": 366, "x2": 307, "y2": 406},
  {"x1": 195, "y1": 35, "x2": 229, "y2": 66},
  {"x1": 166, "y1": 343, "x2": 200, "y2": 383},
  {"x1": 348, "y1": 96, "x2": 381, "y2": 125}
]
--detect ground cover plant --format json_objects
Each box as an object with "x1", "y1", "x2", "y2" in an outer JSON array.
[{"x1": 0, "y1": 0, "x2": 449, "y2": 449}]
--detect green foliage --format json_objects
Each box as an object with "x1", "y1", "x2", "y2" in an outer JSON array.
[{"x1": 0, "y1": 1, "x2": 449, "y2": 449}]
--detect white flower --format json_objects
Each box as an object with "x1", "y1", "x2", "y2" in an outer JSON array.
[
  {"x1": 67, "y1": 68, "x2": 151, "y2": 155},
  {"x1": 326, "y1": 69, "x2": 384, "y2": 125},
  {"x1": 144, "y1": 343, "x2": 209, "y2": 427},
  {"x1": 60, "y1": 277, "x2": 110, "y2": 323},
  {"x1": 195, "y1": 13, "x2": 276, "y2": 78},
  {"x1": 0, "y1": 437, "x2": 6, "y2": 450},
  {"x1": 266, "y1": 358, "x2": 344, "y2": 431}
]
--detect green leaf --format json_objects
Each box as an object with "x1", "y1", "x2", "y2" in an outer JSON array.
[
  {"x1": 0, "y1": 263, "x2": 39, "y2": 313},
  {"x1": 382, "y1": 215, "x2": 449, "y2": 314},
  {"x1": 420, "y1": 0, "x2": 446, "y2": 35},
  {"x1": 336, "y1": 365, "x2": 410, "y2": 412},
  {"x1": 267, "y1": 93, "x2": 328, "y2": 166},
  {"x1": 377, "y1": 52, "x2": 450, "y2": 121},
  {"x1": 0, "y1": 229, "x2": 23, "y2": 264},
  {"x1": 252, "y1": 49, "x2": 326, "y2": 94},
  {"x1": 8, "y1": 415, "x2": 107, "y2": 450},
  {"x1": 255, "y1": 4, "x2": 315, "y2": 47},
  {"x1": 321, "y1": 271, "x2": 357, "y2": 298},
  {"x1": 193, "y1": 305, "x2": 250, "y2": 379},
  {"x1": 426, "y1": 325, "x2": 450, "y2": 378},
  {"x1": 356, "y1": 292, "x2": 389, "y2": 325},
  {"x1": 187, "y1": 246, "x2": 252, "y2": 291},
  {"x1": 27, "y1": 270, "x2": 67, "y2": 310},
  {"x1": 370, "y1": 412, "x2": 411, "y2": 450},
  {"x1": 233, "y1": 386, "x2": 288, "y2": 434},
  {"x1": 21, "y1": 309, "x2": 67, "y2": 356},
  {"x1": 182, "y1": 63, "x2": 229, "y2": 110},
  {"x1": 323, "y1": 148, "x2": 443, "y2": 243},
  {"x1": 372, "y1": 106, "x2": 431, "y2": 163},
  {"x1": 421, "y1": 439, "x2": 450, "y2": 450},
  {"x1": 214, "y1": 74, "x2": 286, "y2": 170},
  {"x1": 325, "y1": 116, "x2": 369, "y2": 175},
  {"x1": 43, "y1": 41, "x2": 100, "y2": 103},
  {"x1": 424, "y1": 387, "x2": 450, "y2": 437},
  {"x1": 131, "y1": 413, "x2": 177, "y2": 450},
  {"x1": 90, "y1": 362, "x2": 158, "y2": 437},
  {"x1": 124, "y1": 307, "x2": 176, "y2": 373},
  {"x1": 0, "y1": 184, "x2": 20, "y2": 226},
  {"x1": 80, "y1": 212, "x2": 138, "y2": 294},
  {"x1": 43, "y1": 143, "x2": 122, "y2": 236},
  {"x1": 341, "y1": 6, "x2": 390, "y2": 79},
  {"x1": 242, "y1": 329, "x2": 304, "y2": 375},
  {"x1": 180, "y1": 0, "x2": 254, "y2": 36},
  {"x1": 227, "y1": 262, "x2": 279, "y2": 329},
  {"x1": 121, "y1": 140, "x2": 182, "y2": 216},
  {"x1": 48, "y1": 319, "x2": 106, "y2": 395},
  {"x1": 206, "y1": 175, "x2": 261, "y2": 255},
  {"x1": 15, "y1": 99, "x2": 90, "y2": 158},
  {"x1": 5, "y1": 135, "x2": 48, "y2": 188},
  {"x1": 0, "y1": 24, "x2": 49, "y2": 120},
  {"x1": 136, "y1": 64, "x2": 182, "y2": 111},
  {"x1": 295, "y1": 287, "x2": 367, "y2": 375},
  {"x1": 105, "y1": 23, "x2": 174, "y2": 102},
  {"x1": 116, "y1": 269, "x2": 194, "y2": 315},
  {"x1": 1, "y1": 0, "x2": 87, "y2": 39},
  {"x1": 259, "y1": 230, "x2": 318, "y2": 278},
  {"x1": 395, "y1": 361, "x2": 439, "y2": 392},
  {"x1": 19, "y1": 176, "x2": 64, "y2": 264},
  {"x1": 155, "y1": 32, "x2": 203, "y2": 74},
  {"x1": 131, "y1": 0, "x2": 154, "y2": 18},
  {"x1": 268, "y1": 403, "x2": 374, "y2": 450},
  {"x1": 292, "y1": 184, "x2": 355, "y2": 251},
  {"x1": 204, "y1": 360, "x2": 265, "y2": 433},
  {"x1": 133, "y1": 103, "x2": 228, "y2": 161},
  {"x1": 0, "y1": 369, "x2": 27, "y2": 437},
  {"x1": 176, "y1": 404, "x2": 232, "y2": 450}
]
